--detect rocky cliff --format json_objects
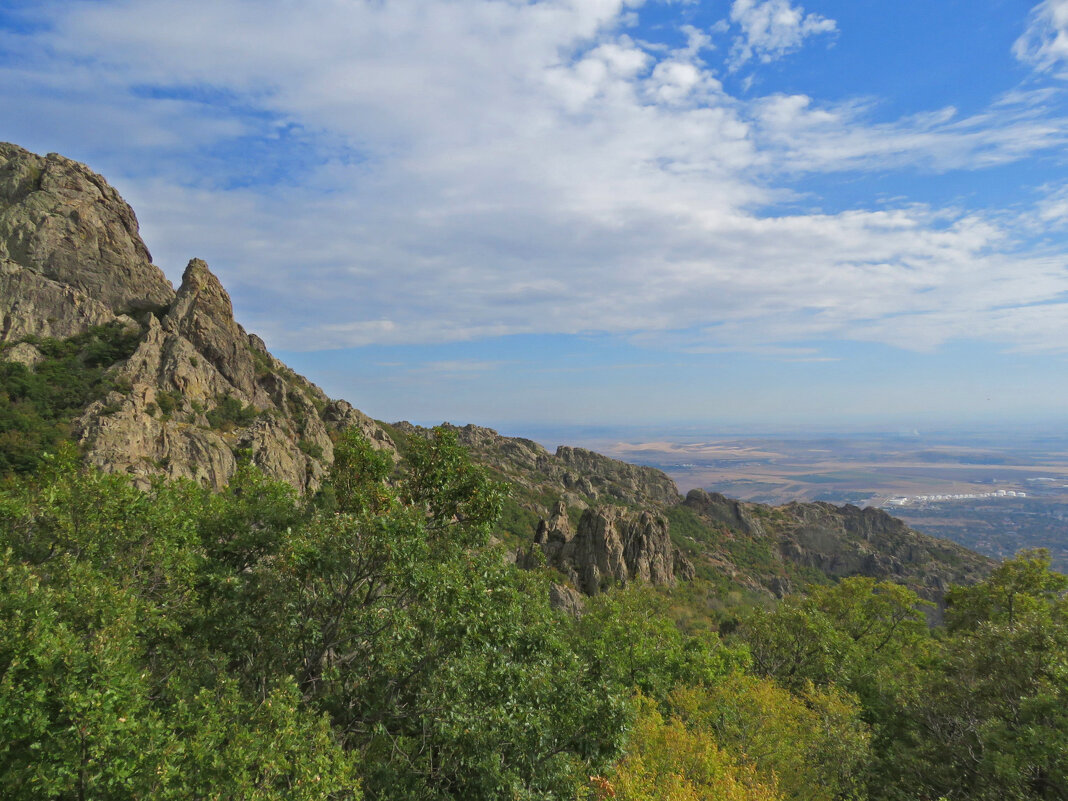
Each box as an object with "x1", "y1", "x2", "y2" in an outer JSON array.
[
  {"x1": 389, "y1": 421, "x2": 991, "y2": 603},
  {"x1": 519, "y1": 500, "x2": 695, "y2": 596},
  {"x1": 414, "y1": 422, "x2": 681, "y2": 509},
  {"x1": 680, "y1": 488, "x2": 992, "y2": 611},
  {"x1": 0, "y1": 143, "x2": 393, "y2": 491},
  {"x1": 0, "y1": 143, "x2": 173, "y2": 341}
]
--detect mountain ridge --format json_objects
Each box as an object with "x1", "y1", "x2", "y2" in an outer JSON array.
[{"x1": 0, "y1": 141, "x2": 993, "y2": 605}]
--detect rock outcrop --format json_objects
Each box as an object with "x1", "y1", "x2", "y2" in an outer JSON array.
[
  {"x1": 411, "y1": 422, "x2": 682, "y2": 511},
  {"x1": 521, "y1": 500, "x2": 694, "y2": 596},
  {"x1": 682, "y1": 488, "x2": 992, "y2": 613},
  {"x1": 0, "y1": 143, "x2": 173, "y2": 341},
  {"x1": 554, "y1": 446, "x2": 681, "y2": 506},
  {"x1": 683, "y1": 489, "x2": 762, "y2": 536},
  {"x1": 1, "y1": 142, "x2": 394, "y2": 491},
  {"x1": 72, "y1": 257, "x2": 393, "y2": 491}
]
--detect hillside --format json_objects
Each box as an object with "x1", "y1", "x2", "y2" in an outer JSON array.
[
  {"x1": 394, "y1": 422, "x2": 991, "y2": 611},
  {"x1": 0, "y1": 142, "x2": 991, "y2": 608},
  {"x1": 0, "y1": 142, "x2": 393, "y2": 492},
  {"x1": 7, "y1": 142, "x2": 1067, "y2": 801}
]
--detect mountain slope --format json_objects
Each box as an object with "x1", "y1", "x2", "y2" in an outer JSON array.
[
  {"x1": 0, "y1": 142, "x2": 392, "y2": 491},
  {"x1": 408, "y1": 423, "x2": 992, "y2": 607},
  {"x1": 0, "y1": 142, "x2": 993, "y2": 606}
]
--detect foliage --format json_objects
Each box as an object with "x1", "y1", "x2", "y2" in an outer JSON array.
[
  {"x1": 205, "y1": 394, "x2": 258, "y2": 430},
  {"x1": 298, "y1": 437, "x2": 324, "y2": 459},
  {"x1": 4, "y1": 408, "x2": 1068, "y2": 801},
  {"x1": 494, "y1": 494, "x2": 543, "y2": 547},
  {"x1": 0, "y1": 450, "x2": 358, "y2": 800},
  {"x1": 0, "y1": 323, "x2": 140, "y2": 475},
  {"x1": 889, "y1": 551, "x2": 1068, "y2": 800},
  {"x1": 671, "y1": 676, "x2": 871, "y2": 801},
  {"x1": 399, "y1": 425, "x2": 508, "y2": 547},
  {"x1": 573, "y1": 586, "x2": 748, "y2": 702},
  {"x1": 0, "y1": 427, "x2": 636, "y2": 799},
  {"x1": 608, "y1": 695, "x2": 781, "y2": 801},
  {"x1": 738, "y1": 577, "x2": 930, "y2": 700}
]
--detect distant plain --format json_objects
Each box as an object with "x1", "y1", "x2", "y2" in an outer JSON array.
[{"x1": 514, "y1": 425, "x2": 1068, "y2": 571}]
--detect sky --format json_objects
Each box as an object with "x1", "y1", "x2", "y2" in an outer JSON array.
[{"x1": 3, "y1": 0, "x2": 1068, "y2": 435}]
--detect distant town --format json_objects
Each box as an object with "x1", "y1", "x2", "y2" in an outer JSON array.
[{"x1": 882, "y1": 489, "x2": 1026, "y2": 507}]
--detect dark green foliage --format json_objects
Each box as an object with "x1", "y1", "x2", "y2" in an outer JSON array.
[
  {"x1": 493, "y1": 494, "x2": 542, "y2": 546},
  {"x1": 666, "y1": 504, "x2": 710, "y2": 547},
  {"x1": 154, "y1": 389, "x2": 180, "y2": 417},
  {"x1": 0, "y1": 449, "x2": 359, "y2": 799},
  {"x1": 298, "y1": 438, "x2": 324, "y2": 459},
  {"x1": 889, "y1": 550, "x2": 1068, "y2": 801},
  {"x1": 0, "y1": 323, "x2": 141, "y2": 475},
  {"x1": 573, "y1": 586, "x2": 749, "y2": 702},
  {"x1": 399, "y1": 426, "x2": 508, "y2": 548},
  {"x1": 0, "y1": 429, "x2": 631, "y2": 800},
  {"x1": 205, "y1": 393, "x2": 258, "y2": 430}
]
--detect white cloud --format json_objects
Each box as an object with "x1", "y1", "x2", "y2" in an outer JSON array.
[
  {"x1": 1015, "y1": 0, "x2": 1068, "y2": 76},
  {"x1": 749, "y1": 90, "x2": 1068, "y2": 172},
  {"x1": 728, "y1": 0, "x2": 836, "y2": 70},
  {"x1": 0, "y1": 0, "x2": 1066, "y2": 359},
  {"x1": 1036, "y1": 186, "x2": 1068, "y2": 227}
]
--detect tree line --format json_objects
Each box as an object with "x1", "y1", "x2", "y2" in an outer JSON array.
[{"x1": 1, "y1": 428, "x2": 1066, "y2": 799}]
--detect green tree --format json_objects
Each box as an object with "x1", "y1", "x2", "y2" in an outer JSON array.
[
  {"x1": 740, "y1": 578, "x2": 930, "y2": 702},
  {"x1": 609, "y1": 694, "x2": 782, "y2": 801},
  {"x1": 894, "y1": 551, "x2": 1068, "y2": 800},
  {"x1": 0, "y1": 455, "x2": 359, "y2": 799},
  {"x1": 573, "y1": 586, "x2": 747, "y2": 702},
  {"x1": 193, "y1": 426, "x2": 628, "y2": 799},
  {"x1": 672, "y1": 675, "x2": 871, "y2": 801}
]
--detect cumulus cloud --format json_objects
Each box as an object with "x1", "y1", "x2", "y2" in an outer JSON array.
[
  {"x1": 0, "y1": 0, "x2": 1066, "y2": 358},
  {"x1": 728, "y1": 0, "x2": 836, "y2": 70},
  {"x1": 1015, "y1": 0, "x2": 1068, "y2": 75}
]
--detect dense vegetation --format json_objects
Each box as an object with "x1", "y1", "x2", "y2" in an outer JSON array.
[
  {"x1": 0, "y1": 323, "x2": 141, "y2": 475},
  {"x1": 1, "y1": 426, "x2": 1066, "y2": 799}
]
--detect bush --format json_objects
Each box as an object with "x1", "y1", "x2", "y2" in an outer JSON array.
[
  {"x1": 0, "y1": 323, "x2": 142, "y2": 475},
  {"x1": 206, "y1": 395, "x2": 258, "y2": 431}
]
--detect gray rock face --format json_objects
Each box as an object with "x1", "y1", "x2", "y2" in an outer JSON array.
[
  {"x1": 555, "y1": 446, "x2": 681, "y2": 506},
  {"x1": 521, "y1": 500, "x2": 694, "y2": 595},
  {"x1": 0, "y1": 142, "x2": 396, "y2": 492},
  {"x1": 418, "y1": 422, "x2": 682, "y2": 510},
  {"x1": 548, "y1": 583, "x2": 586, "y2": 616},
  {"x1": 162, "y1": 259, "x2": 269, "y2": 406},
  {"x1": 0, "y1": 340, "x2": 44, "y2": 367},
  {"x1": 0, "y1": 143, "x2": 174, "y2": 320},
  {"x1": 774, "y1": 501, "x2": 986, "y2": 608},
  {"x1": 0, "y1": 258, "x2": 130, "y2": 342},
  {"x1": 74, "y1": 258, "x2": 392, "y2": 492},
  {"x1": 324, "y1": 399, "x2": 396, "y2": 452},
  {"x1": 683, "y1": 489, "x2": 763, "y2": 536},
  {"x1": 682, "y1": 487, "x2": 992, "y2": 612}
]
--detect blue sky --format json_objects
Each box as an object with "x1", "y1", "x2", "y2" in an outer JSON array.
[{"x1": 3, "y1": 0, "x2": 1068, "y2": 434}]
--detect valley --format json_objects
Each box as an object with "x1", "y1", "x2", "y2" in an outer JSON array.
[{"x1": 560, "y1": 427, "x2": 1068, "y2": 570}]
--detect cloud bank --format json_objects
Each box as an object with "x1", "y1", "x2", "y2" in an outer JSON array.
[{"x1": 0, "y1": 0, "x2": 1066, "y2": 357}]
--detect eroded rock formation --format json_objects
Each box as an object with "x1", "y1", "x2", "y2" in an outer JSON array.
[
  {"x1": 521, "y1": 500, "x2": 694, "y2": 595},
  {"x1": 1, "y1": 142, "x2": 394, "y2": 491}
]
